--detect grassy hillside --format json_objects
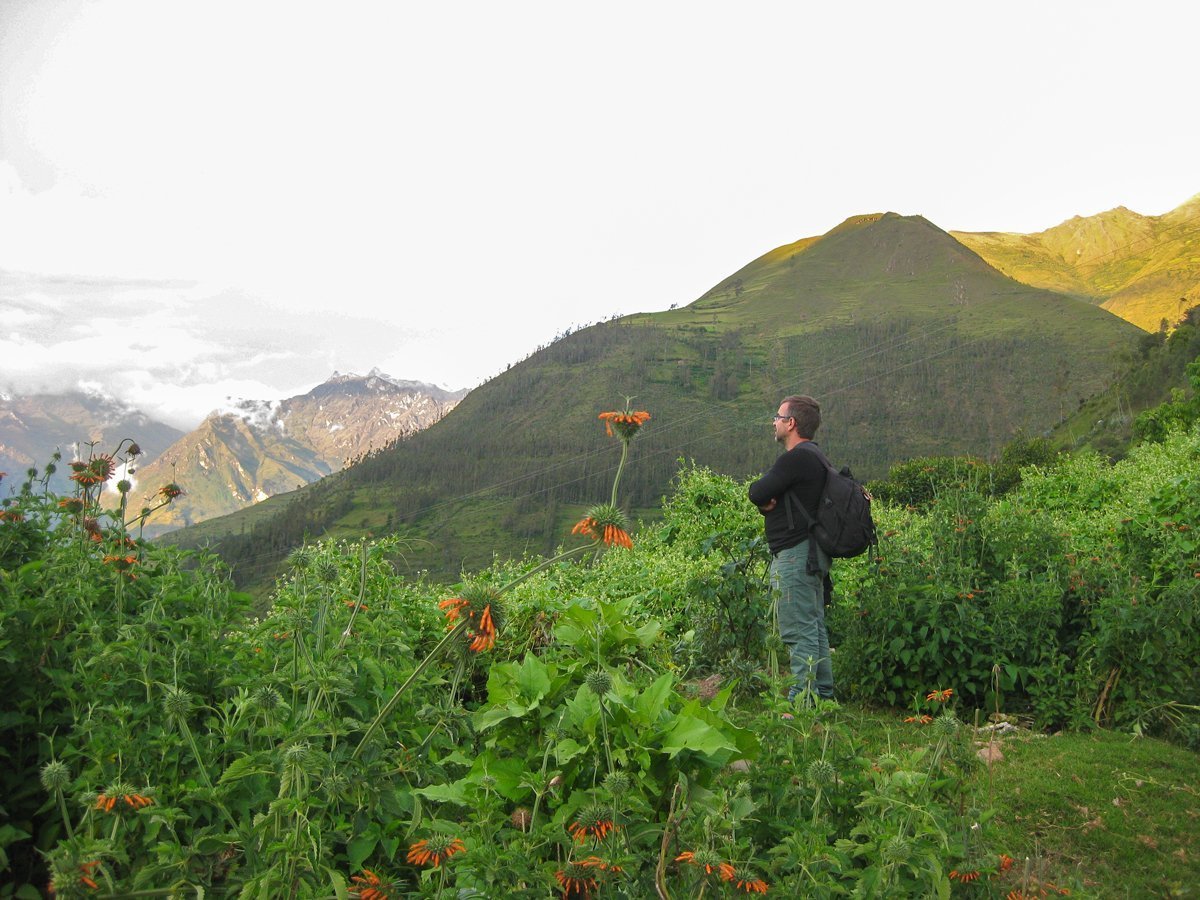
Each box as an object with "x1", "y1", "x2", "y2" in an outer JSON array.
[
  {"x1": 1049, "y1": 305, "x2": 1200, "y2": 457},
  {"x1": 166, "y1": 213, "x2": 1142, "y2": 585},
  {"x1": 953, "y1": 192, "x2": 1200, "y2": 331}
]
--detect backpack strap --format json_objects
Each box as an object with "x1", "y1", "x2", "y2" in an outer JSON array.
[{"x1": 782, "y1": 442, "x2": 831, "y2": 575}]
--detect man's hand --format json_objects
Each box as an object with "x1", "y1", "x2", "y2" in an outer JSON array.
[{"x1": 757, "y1": 498, "x2": 777, "y2": 513}]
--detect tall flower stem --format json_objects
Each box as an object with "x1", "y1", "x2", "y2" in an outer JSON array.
[
  {"x1": 499, "y1": 542, "x2": 597, "y2": 593},
  {"x1": 352, "y1": 619, "x2": 469, "y2": 759},
  {"x1": 54, "y1": 787, "x2": 75, "y2": 841},
  {"x1": 610, "y1": 439, "x2": 630, "y2": 508}
]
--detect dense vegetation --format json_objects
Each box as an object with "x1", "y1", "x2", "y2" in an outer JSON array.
[{"x1": 2, "y1": 379, "x2": 1197, "y2": 896}]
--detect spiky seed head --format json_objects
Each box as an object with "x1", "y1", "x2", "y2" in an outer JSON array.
[
  {"x1": 882, "y1": 835, "x2": 912, "y2": 864},
  {"x1": 934, "y1": 713, "x2": 962, "y2": 736},
  {"x1": 283, "y1": 742, "x2": 311, "y2": 766},
  {"x1": 105, "y1": 779, "x2": 135, "y2": 800},
  {"x1": 585, "y1": 669, "x2": 613, "y2": 697},
  {"x1": 807, "y1": 759, "x2": 837, "y2": 786},
  {"x1": 510, "y1": 807, "x2": 532, "y2": 831},
  {"x1": 315, "y1": 558, "x2": 339, "y2": 582},
  {"x1": 162, "y1": 686, "x2": 194, "y2": 720},
  {"x1": 603, "y1": 771, "x2": 631, "y2": 796},
  {"x1": 40, "y1": 760, "x2": 70, "y2": 793},
  {"x1": 877, "y1": 752, "x2": 901, "y2": 771},
  {"x1": 117, "y1": 479, "x2": 131, "y2": 494},
  {"x1": 253, "y1": 685, "x2": 282, "y2": 710},
  {"x1": 287, "y1": 547, "x2": 311, "y2": 570}
]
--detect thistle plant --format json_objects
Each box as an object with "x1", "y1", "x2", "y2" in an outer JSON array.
[{"x1": 41, "y1": 759, "x2": 75, "y2": 841}]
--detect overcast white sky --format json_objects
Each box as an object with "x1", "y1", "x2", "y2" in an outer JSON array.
[{"x1": 2, "y1": 0, "x2": 1197, "y2": 429}]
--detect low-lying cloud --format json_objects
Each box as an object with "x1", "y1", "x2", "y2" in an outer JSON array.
[{"x1": 1, "y1": 270, "x2": 419, "y2": 429}]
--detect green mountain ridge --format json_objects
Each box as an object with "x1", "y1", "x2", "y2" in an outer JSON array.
[
  {"x1": 952, "y1": 191, "x2": 1200, "y2": 330},
  {"x1": 166, "y1": 210, "x2": 1147, "y2": 585}
]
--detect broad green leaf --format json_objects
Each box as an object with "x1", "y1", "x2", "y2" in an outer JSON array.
[
  {"x1": 635, "y1": 672, "x2": 675, "y2": 724},
  {"x1": 414, "y1": 781, "x2": 471, "y2": 806},
  {"x1": 516, "y1": 653, "x2": 552, "y2": 702},
  {"x1": 554, "y1": 737, "x2": 589, "y2": 765},
  {"x1": 473, "y1": 701, "x2": 531, "y2": 731},
  {"x1": 661, "y1": 714, "x2": 737, "y2": 758},
  {"x1": 346, "y1": 833, "x2": 378, "y2": 872},
  {"x1": 564, "y1": 683, "x2": 602, "y2": 731}
]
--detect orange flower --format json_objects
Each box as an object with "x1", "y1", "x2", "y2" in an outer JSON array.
[
  {"x1": 555, "y1": 863, "x2": 598, "y2": 898},
  {"x1": 158, "y1": 483, "x2": 184, "y2": 501},
  {"x1": 102, "y1": 554, "x2": 139, "y2": 579},
  {"x1": 598, "y1": 409, "x2": 650, "y2": 440},
  {"x1": 736, "y1": 880, "x2": 768, "y2": 894},
  {"x1": 571, "y1": 503, "x2": 633, "y2": 549},
  {"x1": 926, "y1": 688, "x2": 953, "y2": 702},
  {"x1": 70, "y1": 456, "x2": 115, "y2": 486},
  {"x1": 77, "y1": 860, "x2": 101, "y2": 891},
  {"x1": 996, "y1": 854, "x2": 1015, "y2": 875},
  {"x1": 96, "y1": 790, "x2": 153, "y2": 811},
  {"x1": 577, "y1": 856, "x2": 623, "y2": 873},
  {"x1": 58, "y1": 498, "x2": 85, "y2": 514},
  {"x1": 343, "y1": 600, "x2": 369, "y2": 611},
  {"x1": 676, "y1": 850, "x2": 735, "y2": 880},
  {"x1": 568, "y1": 805, "x2": 618, "y2": 843},
  {"x1": 406, "y1": 835, "x2": 465, "y2": 867},
  {"x1": 469, "y1": 604, "x2": 496, "y2": 652},
  {"x1": 349, "y1": 868, "x2": 394, "y2": 900},
  {"x1": 904, "y1": 715, "x2": 933, "y2": 725},
  {"x1": 440, "y1": 586, "x2": 501, "y2": 653},
  {"x1": 949, "y1": 869, "x2": 981, "y2": 882}
]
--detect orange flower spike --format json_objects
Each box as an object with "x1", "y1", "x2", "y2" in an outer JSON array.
[
  {"x1": 81, "y1": 876, "x2": 99, "y2": 890},
  {"x1": 719, "y1": 862, "x2": 737, "y2": 881},
  {"x1": 737, "y1": 879, "x2": 770, "y2": 894}
]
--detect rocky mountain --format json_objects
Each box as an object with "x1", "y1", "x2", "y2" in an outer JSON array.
[
  {"x1": 127, "y1": 371, "x2": 466, "y2": 535},
  {"x1": 0, "y1": 390, "x2": 183, "y2": 493},
  {"x1": 953, "y1": 192, "x2": 1200, "y2": 332},
  {"x1": 175, "y1": 211, "x2": 1146, "y2": 584}
]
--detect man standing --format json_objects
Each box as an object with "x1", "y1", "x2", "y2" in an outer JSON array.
[{"x1": 748, "y1": 395, "x2": 835, "y2": 704}]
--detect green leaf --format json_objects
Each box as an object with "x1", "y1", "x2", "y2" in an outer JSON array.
[
  {"x1": 635, "y1": 673, "x2": 675, "y2": 724},
  {"x1": 346, "y1": 833, "x2": 378, "y2": 873},
  {"x1": 516, "y1": 653, "x2": 552, "y2": 702},
  {"x1": 414, "y1": 781, "x2": 471, "y2": 806},
  {"x1": 661, "y1": 713, "x2": 737, "y2": 758},
  {"x1": 473, "y1": 701, "x2": 531, "y2": 731},
  {"x1": 218, "y1": 753, "x2": 275, "y2": 785},
  {"x1": 326, "y1": 868, "x2": 349, "y2": 900},
  {"x1": 554, "y1": 737, "x2": 589, "y2": 765},
  {"x1": 565, "y1": 684, "x2": 601, "y2": 731}
]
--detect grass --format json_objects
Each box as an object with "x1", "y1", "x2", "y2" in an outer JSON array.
[
  {"x1": 829, "y1": 705, "x2": 1200, "y2": 898},
  {"x1": 976, "y1": 728, "x2": 1200, "y2": 898}
]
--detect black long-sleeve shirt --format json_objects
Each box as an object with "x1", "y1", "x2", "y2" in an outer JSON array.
[{"x1": 748, "y1": 441, "x2": 828, "y2": 555}]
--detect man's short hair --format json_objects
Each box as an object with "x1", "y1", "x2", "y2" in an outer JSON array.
[{"x1": 782, "y1": 395, "x2": 821, "y2": 438}]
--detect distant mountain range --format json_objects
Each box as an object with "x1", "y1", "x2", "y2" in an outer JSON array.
[
  {"x1": 175, "y1": 198, "x2": 1200, "y2": 584},
  {"x1": 953, "y1": 192, "x2": 1200, "y2": 332},
  {"x1": 0, "y1": 391, "x2": 184, "y2": 493},
  {"x1": 1, "y1": 372, "x2": 466, "y2": 534}
]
